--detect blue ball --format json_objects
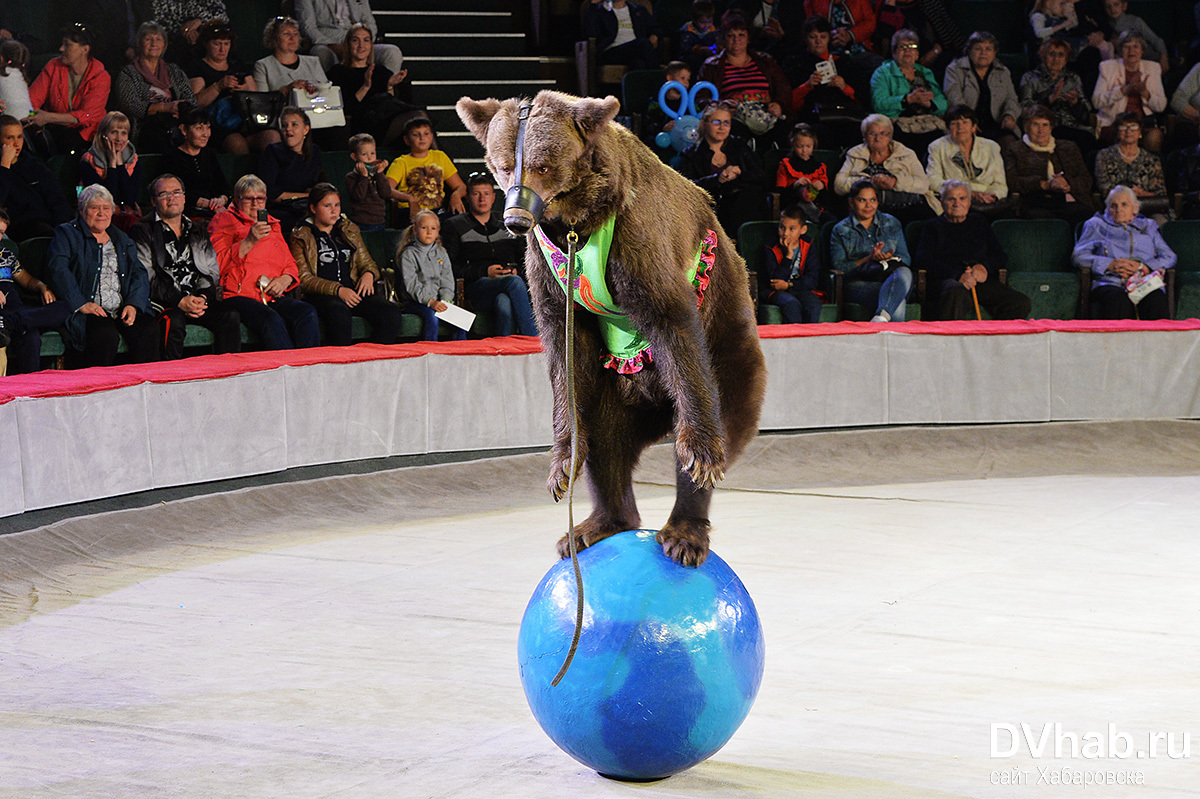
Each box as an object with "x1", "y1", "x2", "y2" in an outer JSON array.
[{"x1": 517, "y1": 529, "x2": 765, "y2": 780}]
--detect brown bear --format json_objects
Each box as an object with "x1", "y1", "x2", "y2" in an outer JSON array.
[{"x1": 456, "y1": 90, "x2": 766, "y2": 566}]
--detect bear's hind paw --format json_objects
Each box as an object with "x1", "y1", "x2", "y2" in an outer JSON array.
[{"x1": 656, "y1": 519, "x2": 711, "y2": 567}]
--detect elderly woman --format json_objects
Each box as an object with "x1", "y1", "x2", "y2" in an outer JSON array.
[
  {"x1": 699, "y1": 13, "x2": 791, "y2": 144},
  {"x1": 1093, "y1": 31, "x2": 1165, "y2": 149},
  {"x1": 1072, "y1": 185, "x2": 1175, "y2": 320},
  {"x1": 869, "y1": 28, "x2": 947, "y2": 156},
  {"x1": 1002, "y1": 104, "x2": 1096, "y2": 225},
  {"x1": 925, "y1": 105, "x2": 1011, "y2": 218},
  {"x1": 25, "y1": 23, "x2": 111, "y2": 158},
  {"x1": 829, "y1": 179, "x2": 913, "y2": 322},
  {"x1": 678, "y1": 100, "x2": 766, "y2": 240},
  {"x1": 114, "y1": 22, "x2": 196, "y2": 153},
  {"x1": 914, "y1": 180, "x2": 1030, "y2": 320},
  {"x1": 185, "y1": 20, "x2": 277, "y2": 154},
  {"x1": 834, "y1": 113, "x2": 938, "y2": 224},
  {"x1": 1019, "y1": 37, "x2": 1096, "y2": 154},
  {"x1": 942, "y1": 31, "x2": 1021, "y2": 143},
  {"x1": 1094, "y1": 112, "x2": 1167, "y2": 223},
  {"x1": 289, "y1": 183, "x2": 404, "y2": 346},
  {"x1": 208, "y1": 174, "x2": 320, "y2": 350},
  {"x1": 44, "y1": 184, "x2": 158, "y2": 367},
  {"x1": 252, "y1": 16, "x2": 329, "y2": 97}
]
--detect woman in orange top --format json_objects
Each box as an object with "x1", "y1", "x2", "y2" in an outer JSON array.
[{"x1": 25, "y1": 24, "x2": 111, "y2": 158}]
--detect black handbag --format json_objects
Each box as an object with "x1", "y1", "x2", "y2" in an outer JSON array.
[{"x1": 231, "y1": 91, "x2": 284, "y2": 133}]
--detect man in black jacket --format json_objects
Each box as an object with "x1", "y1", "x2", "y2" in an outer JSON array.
[
  {"x1": 129, "y1": 174, "x2": 242, "y2": 359},
  {"x1": 443, "y1": 172, "x2": 537, "y2": 338}
]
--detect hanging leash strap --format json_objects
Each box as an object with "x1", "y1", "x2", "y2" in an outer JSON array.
[{"x1": 551, "y1": 226, "x2": 584, "y2": 688}]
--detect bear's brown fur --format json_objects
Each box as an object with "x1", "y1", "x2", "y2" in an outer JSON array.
[{"x1": 456, "y1": 90, "x2": 766, "y2": 566}]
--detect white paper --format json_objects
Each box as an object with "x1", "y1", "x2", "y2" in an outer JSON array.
[{"x1": 435, "y1": 302, "x2": 476, "y2": 332}]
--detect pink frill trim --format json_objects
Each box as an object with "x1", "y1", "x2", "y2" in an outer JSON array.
[{"x1": 601, "y1": 348, "x2": 654, "y2": 374}]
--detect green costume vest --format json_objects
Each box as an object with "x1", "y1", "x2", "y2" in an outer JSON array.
[{"x1": 534, "y1": 218, "x2": 717, "y2": 373}]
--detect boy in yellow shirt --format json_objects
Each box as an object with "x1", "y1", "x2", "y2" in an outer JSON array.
[{"x1": 385, "y1": 118, "x2": 467, "y2": 221}]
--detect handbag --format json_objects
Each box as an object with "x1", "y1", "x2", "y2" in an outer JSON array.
[
  {"x1": 894, "y1": 113, "x2": 946, "y2": 135},
  {"x1": 231, "y1": 91, "x2": 284, "y2": 133},
  {"x1": 733, "y1": 100, "x2": 778, "y2": 136},
  {"x1": 291, "y1": 84, "x2": 346, "y2": 129}
]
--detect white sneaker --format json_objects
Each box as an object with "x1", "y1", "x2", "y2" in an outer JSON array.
[{"x1": 870, "y1": 311, "x2": 891, "y2": 323}]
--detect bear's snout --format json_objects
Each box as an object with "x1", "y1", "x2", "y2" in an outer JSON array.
[{"x1": 504, "y1": 213, "x2": 534, "y2": 236}]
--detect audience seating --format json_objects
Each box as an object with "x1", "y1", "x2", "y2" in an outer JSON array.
[
  {"x1": 621, "y1": 68, "x2": 666, "y2": 140},
  {"x1": 1159, "y1": 220, "x2": 1200, "y2": 319},
  {"x1": 991, "y1": 218, "x2": 1083, "y2": 320}
]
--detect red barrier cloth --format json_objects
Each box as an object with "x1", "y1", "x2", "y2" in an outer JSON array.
[{"x1": 5, "y1": 319, "x2": 1200, "y2": 403}]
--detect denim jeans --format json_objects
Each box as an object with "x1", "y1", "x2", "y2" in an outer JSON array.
[
  {"x1": 405, "y1": 302, "x2": 468, "y2": 341},
  {"x1": 465, "y1": 274, "x2": 538, "y2": 337},
  {"x1": 847, "y1": 266, "x2": 913, "y2": 320},
  {"x1": 770, "y1": 289, "x2": 823, "y2": 324},
  {"x1": 224, "y1": 296, "x2": 320, "y2": 350}
]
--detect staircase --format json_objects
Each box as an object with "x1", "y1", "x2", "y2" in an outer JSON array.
[{"x1": 373, "y1": 0, "x2": 562, "y2": 171}]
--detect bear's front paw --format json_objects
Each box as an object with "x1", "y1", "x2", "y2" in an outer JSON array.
[
  {"x1": 547, "y1": 441, "x2": 586, "y2": 502},
  {"x1": 656, "y1": 518, "x2": 711, "y2": 567},
  {"x1": 556, "y1": 517, "x2": 621, "y2": 559},
  {"x1": 676, "y1": 427, "x2": 726, "y2": 490}
]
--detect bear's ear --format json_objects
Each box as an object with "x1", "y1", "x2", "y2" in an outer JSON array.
[
  {"x1": 569, "y1": 95, "x2": 620, "y2": 145},
  {"x1": 456, "y1": 97, "x2": 504, "y2": 145}
]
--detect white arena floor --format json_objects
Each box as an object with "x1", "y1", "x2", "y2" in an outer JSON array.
[{"x1": 1, "y1": 422, "x2": 1198, "y2": 798}]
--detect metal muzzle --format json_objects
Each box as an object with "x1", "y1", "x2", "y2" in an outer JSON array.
[{"x1": 503, "y1": 102, "x2": 546, "y2": 236}]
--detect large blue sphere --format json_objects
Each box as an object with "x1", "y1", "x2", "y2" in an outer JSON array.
[{"x1": 517, "y1": 529, "x2": 765, "y2": 780}]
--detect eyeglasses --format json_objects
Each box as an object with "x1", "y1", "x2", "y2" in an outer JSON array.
[
  {"x1": 708, "y1": 118, "x2": 731, "y2": 127},
  {"x1": 239, "y1": 195, "x2": 268, "y2": 203},
  {"x1": 467, "y1": 171, "x2": 494, "y2": 183},
  {"x1": 154, "y1": 189, "x2": 185, "y2": 199},
  {"x1": 897, "y1": 43, "x2": 920, "y2": 51}
]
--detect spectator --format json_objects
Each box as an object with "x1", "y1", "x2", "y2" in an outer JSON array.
[
  {"x1": 295, "y1": 0, "x2": 404, "y2": 76},
  {"x1": 0, "y1": 39, "x2": 32, "y2": 120},
  {"x1": 258, "y1": 107, "x2": 324, "y2": 235},
  {"x1": 677, "y1": 100, "x2": 766, "y2": 240},
  {"x1": 1094, "y1": 112, "x2": 1167, "y2": 223},
  {"x1": 803, "y1": 0, "x2": 884, "y2": 100},
  {"x1": 788, "y1": 15, "x2": 865, "y2": 144},
  {"x1": 443, "y1": 172, "x2": 537, "y2": 338},
  {"x1": 343, "y1": 133, "x2": 391, "y2": 232},
  {"x1": 925, "y1": 105, "x2": 1012, "y2": 218},
  {"x1": 253, "y1": 17, "x2": 328, "y2": 97},
  {"x1": 582, "y1": 0, "x2": 661, "y2": 72},
  {"x1": 114, "y1": 22, "x2": 196, "y2": 153},
  {"x1": 1092, "y1": 31, "x2": 1164, "y2": 149},
  {"x1": 834, "y1": 113, "x2": 938, "y2": 224},
  {"x1": 45, "y1": 184, "x2": 159, "y2": 367},
  {"x1": 914, "y1": 180, "x2": 1030, "y2": 320},
  {"x1": 1002, "y1": 104, "x2": 1096, "y2": 226},
  {"x1": 327, "y1": 23, "x2": 422, "y2": 147},
  {"x1": 1073, "y1": 184, "x2": 1174, "y2": 319},
  {"x1": 869, "y1": 28, "x2": 947, "y2": 157},
  {"x1": 1020, "y1": 37, "x2": 1097, "y2": 154},
  {"x1": 129, "y1": 174, "x2": 241, "y2": 359},
  {"x1": 678, "y1": 0, "x2": 719, "y2": 73},
  {"x1": 0, "y1": 207, "x2": 71, "y2": 375},
  {"x1": 25, "y1": 23, "x2": 112, "y2": 158},
  {"x1": 644, "y1": 61, "x2": 692, "y2": 148},
  {"x1": 68, "y1": 0, "x2": 145, "y2": 81},
  {"x1": 829, "y1": 178, "x2": 912, "y2": 322},
  {"x1": 160, "y1": 106, "x2": 231, "y2": 219},
  {"x1": 873, "y1": 0, "x2": 964, "y2": 76},
  {"x1": 727, "y1": 0, "x2": 805, "y2": 59},
  {"x1": 699, "y1": 13, "x2": 790, "y2": 145},
  {"x1": 290, "y1": 183, "x2": 404, "y2": 346},
  {"x1": 208, "y1": 174, "x2": 320, "y2": 350},
  {"x1": 185, "y1": 19, "x2": 276, "y2": 154},
  {"x1": 942, "y1": 31, "x2": 1021, "y2": 144},
  {"x1": 1169, "y1": 61, "x2": 1200, "y2": 149},
  {"x1": 1101, "y1": 0, "x2": 1167, "y2": 69},
  {"x1": 397, "y1": 209, "x2": 467, "y2": 342},
  {"x1": 79, "y1": 111, "x2": 142, "y2": 218},
  {"x1": 775, "y1": 122, "x2": 835, "y2": 224},
  {"x1": 1029, "y1": 0, "x2": 1109, "y2": 92},
  {"x1": 385, "y1": 117, "x2": 466, "y2": 221},
  {"x1": 760, "y1": 204, "x2": 823, "y2": 323},
  {"x1": 0, "y1": 115, "x2": 74, "y2": 240}
]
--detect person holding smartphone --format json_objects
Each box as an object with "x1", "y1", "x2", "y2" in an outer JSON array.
[{"x1": 208, "y1": 173, "x2": 320, "y2": 349}]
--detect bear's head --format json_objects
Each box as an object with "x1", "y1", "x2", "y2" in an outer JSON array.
[{"x1": 456, "y1": 90, "x2": 620, "y2": 235}]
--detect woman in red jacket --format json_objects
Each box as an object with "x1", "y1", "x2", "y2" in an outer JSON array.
[
  {"x1": 25, "y1": 24, "x2": 111, "y2": 158},
  {"x1": 209, "y1": 174, "x2": 320, "y2": 350}
]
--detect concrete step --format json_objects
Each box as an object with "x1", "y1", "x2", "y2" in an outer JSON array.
[
  {"x1": 405, "y1": 56, "x2": 542, "y2": 82},
  {"x1": 387, "y1": 32, "x2": 528, "y2": 58},
  {"x1": 412, "y1": 78, "x2": 556, "y2": 107},
  {"x1": 374, "y1": 10, "x2": 515, "y2": 34}
]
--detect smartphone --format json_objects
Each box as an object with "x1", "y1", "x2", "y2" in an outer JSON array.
[{"x1": 257, "y1": 209, "x2": 268, "y2": 222}]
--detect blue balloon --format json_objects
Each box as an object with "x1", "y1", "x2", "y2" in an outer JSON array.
[
  {"x1": 657, "y1": 80, "x2": 690, "y2": 120},
  {"x1": 655, "y1": 130, "x2": 673, "y2": 149},
  {"x1": 518, "y1": 529, "x2": 765, "y2": 781},
  {"x1": 689, "y1": 81, "x2": 719, "y2": 112}
]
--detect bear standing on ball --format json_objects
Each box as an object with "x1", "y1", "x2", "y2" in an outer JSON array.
[{"x1": 456, "y1": 90, "x2": 766, "y2": 567}]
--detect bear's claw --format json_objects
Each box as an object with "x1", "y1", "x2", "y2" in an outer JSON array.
[
  {"x1": 676, "y1": 428, "x2": 726, "y2": 490},
  {"x1": 656, "y1": 518, "x2": 711, "y2": 567}
]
